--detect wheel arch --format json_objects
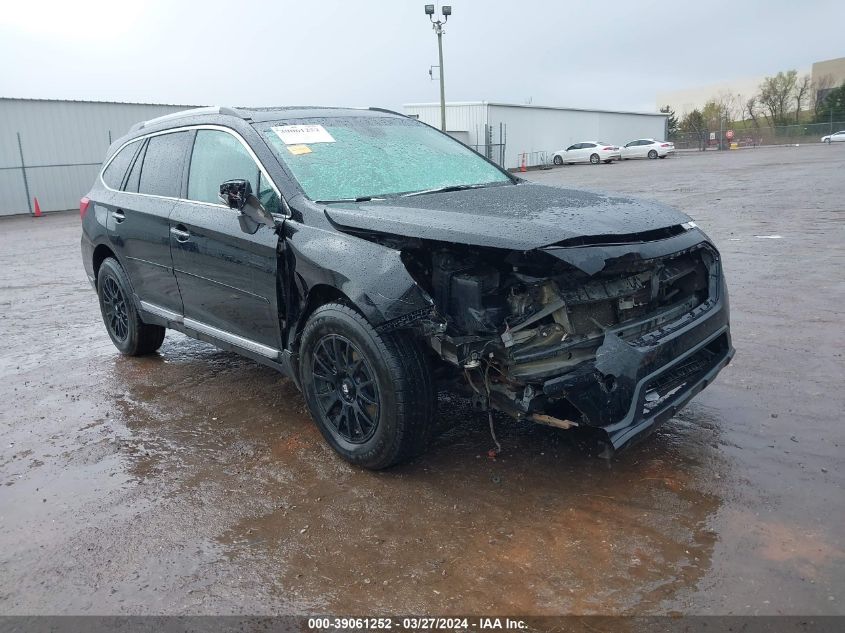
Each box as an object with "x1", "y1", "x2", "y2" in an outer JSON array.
[
  {"x1": 292, "y1": 284, "x2": 359, "y2": 350},
  {"x1": 92, "y1": 243, "x2": 118, "y2": 281}
]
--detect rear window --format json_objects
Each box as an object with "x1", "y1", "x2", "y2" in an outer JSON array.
[
  {"x1": 138, "y1": 131, "x2": 191, "y2": 197},
  {"x1": 102, "y1": 141, "x2": 139, "y2": 189}
]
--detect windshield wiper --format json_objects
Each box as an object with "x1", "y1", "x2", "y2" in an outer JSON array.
[
  {"x1": 315, "y1": 195, "x2": 385, "y2": 204},
  {"x1": 401, "y1": 183, "x2": 490, "y2": 198}
]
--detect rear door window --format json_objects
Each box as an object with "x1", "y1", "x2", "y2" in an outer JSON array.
[
  {"x1": 138, "y1": 131, "x2": 191, "y2": 197},
  {"x1": 102, "y1": 141, "x2": 140, "y2": 189}
]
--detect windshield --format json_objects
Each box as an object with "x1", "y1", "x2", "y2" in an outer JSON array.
[{"x1": 260, "y1": 115, "x2": 511, "y2": 202}]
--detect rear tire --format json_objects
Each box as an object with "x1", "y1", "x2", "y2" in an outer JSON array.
[
  {"x1": 658, "y1": 155, "x2": 666, "y2": 159},
  {"x1": 553, "y1": 155, "x2": 563, "y2": 165},
  {"x1": 97, "y1": 258, "x2": 165, "y2": 356},
  {"x1": 299, "y1": 303, "x2": 436, "y2": 470},
  {"x1": 590, "y1": 153, "x2": 600, "y2": 165},
  {"x1": 648, "y1": 149, "x2": 658, "y2": 159},
  {"x1": 603, "y1": 159, "x2": 613, "y2": 164}
]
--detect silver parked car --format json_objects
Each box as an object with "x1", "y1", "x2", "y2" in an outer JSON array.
[
  {"x1": 552, "y1": 141, "x2": 621, "y2": 165},
  {"x1": 821, "y1": 130, "x2": 845, "y2": 143},
  {"x1": 620, "y1": 139, "x2": 675, "y2": 160}
]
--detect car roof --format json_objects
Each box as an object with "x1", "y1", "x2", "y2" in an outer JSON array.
[{"x1": 130, "y1": 105, "x2": 404, "y2": 132}]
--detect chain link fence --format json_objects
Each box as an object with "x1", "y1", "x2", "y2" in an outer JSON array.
[{"x1": 670, "y1": 120, "x2": 845, "y2": 150}]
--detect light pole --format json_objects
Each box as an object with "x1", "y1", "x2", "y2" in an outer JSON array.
[{"x1": 425, "y1": 4, "x2": 451, "y2": 132}]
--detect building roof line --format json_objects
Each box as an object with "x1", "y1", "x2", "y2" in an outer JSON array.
[
  {"x1": 0, "y1": 96, "x2": 201, "y2": 107},
  {"x1": 403, "y1": 101, "x2": 666, "y2": 117}
]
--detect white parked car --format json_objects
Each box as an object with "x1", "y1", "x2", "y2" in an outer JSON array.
[
  {"x1": 620, "y1": 139, "x2": 675, "y2": 160},
  {"x1": 552, "y1": 141, "x2": 621, "y2": 165},
  {"x1": 821, "y1": 130, "x2": 845, "y2": 143}
]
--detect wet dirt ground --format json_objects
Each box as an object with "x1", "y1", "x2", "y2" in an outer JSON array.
[{"x1": 1, "y1": 144, "x2": 843, "y2": 615}]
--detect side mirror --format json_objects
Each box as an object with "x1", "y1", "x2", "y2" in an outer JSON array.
[
  {"x1": 219, "y1": 179, "x2": 251, "y2": 210},
  {"x1": 219, "y1": 179, "x2": 278, "y2": 234}
]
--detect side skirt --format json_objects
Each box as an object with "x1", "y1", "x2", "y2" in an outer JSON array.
[{"x1": 138, "y1": 300, "x2": 298, "y2": 384}]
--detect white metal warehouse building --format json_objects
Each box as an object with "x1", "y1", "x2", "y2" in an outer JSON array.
[
  {"x1": 0, "y1": 98, "x2": 194, "y2": 216},
  {"x1": 404, "y1": 101, "x2": 668, "y2": 170}
]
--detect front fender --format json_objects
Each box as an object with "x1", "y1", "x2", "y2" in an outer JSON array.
[{"x1": 286, "y1": 222, "x2": 434, "y2": 328}]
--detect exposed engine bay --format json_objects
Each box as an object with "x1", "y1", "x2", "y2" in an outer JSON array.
[{"x1": 397, "y1": 235, "x2": 721, "y2": 437}]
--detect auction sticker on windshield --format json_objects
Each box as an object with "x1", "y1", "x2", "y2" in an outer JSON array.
[
  {"x1": 286, "y1": 144, "x2": 312, "y2": 155},
  {"x1": 272, "y1": 124, "x2": 336, "y2": 145}
]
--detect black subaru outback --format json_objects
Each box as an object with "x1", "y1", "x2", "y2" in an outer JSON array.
[{"x1": 80, "y1": 106, "x2": 733, "y2": 469}]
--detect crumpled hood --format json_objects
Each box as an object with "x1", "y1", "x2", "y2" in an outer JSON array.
[{"x1": 323, "y1": 182, "x2": 691, "y2": 251}]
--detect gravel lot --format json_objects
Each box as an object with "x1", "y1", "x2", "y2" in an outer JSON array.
[{"x1": 1, "y1": 144, "x2": 843, "y2": 615}]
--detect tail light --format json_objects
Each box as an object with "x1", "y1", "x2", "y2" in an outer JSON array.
[
  {"x1": 602, "y1": 146, "x2": 614, "y2": 151},
  {"x1": 660, "y1": 143, "x2": 671, "y2": 147},
  {"x1": 80, "y1": 196, "x2": 91, "y2": 219}
]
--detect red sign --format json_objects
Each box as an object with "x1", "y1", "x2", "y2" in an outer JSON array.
[{"x1": 725, "y1": 129, "x2": 734, "y2": 140}]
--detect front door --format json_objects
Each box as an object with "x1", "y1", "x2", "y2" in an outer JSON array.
[
  {"x1": 169, "y1": 128, "x2": 284, "y2": 353},
  {"x1": 563, "y1": 143, "x2": 581, "y2": 163}
]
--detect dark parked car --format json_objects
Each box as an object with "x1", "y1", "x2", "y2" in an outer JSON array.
[{"x1": 81, "y1": 106, "x2": 734, "y2": 469}]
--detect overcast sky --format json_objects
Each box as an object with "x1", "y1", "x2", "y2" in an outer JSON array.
[{"x1": 1, "y1": 0, "x2": 843, "y2": 112}]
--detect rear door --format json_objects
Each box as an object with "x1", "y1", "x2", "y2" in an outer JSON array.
[
  {"x1": 169, "y1": 128, "x2": 284, "y2": 353},
  {"x1": 110, "y1": 131, "x2": 191, "y2": 317},
  {"x1": 580, "y1": 142, "x2": 597, "y2": 162}
]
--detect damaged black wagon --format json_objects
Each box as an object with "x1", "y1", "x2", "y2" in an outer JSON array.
[{"x1": 81, "y1": 106, "x2": 734, "y2": 469}]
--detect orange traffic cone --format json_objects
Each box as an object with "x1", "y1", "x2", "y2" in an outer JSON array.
[
  {"x1": 519, "y1": 154, "x2": 527, "y2": 173},
  {"x1": 33, "y1": 197, "x2": 42, "y2": 217}
]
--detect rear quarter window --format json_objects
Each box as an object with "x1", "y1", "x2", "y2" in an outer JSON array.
[
  {"x1": 101, "y1": 141, "x2": 140, "y2": 189},
  {"x1": 138, "y1": 131, "x2": 191, "y2": 197}
]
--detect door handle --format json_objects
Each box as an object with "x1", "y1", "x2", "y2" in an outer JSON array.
[
  {"x1": 112, "y1": 209, "x2": 125, "y2": 223},
  {"x1": 170, "y1": 225, "x2": 190, "y2": 242}
]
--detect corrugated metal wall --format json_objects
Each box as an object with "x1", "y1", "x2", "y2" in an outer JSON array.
[
  {"x1": 0, "y1": 99, "x2": 196, "y2": 216},
  {"x1": 404, "y1": 102, "x2": 667, "y2": 170},
  {"x1": 489, "y1": 104, "x2": 667, "y2": 169},
  {"x1": 404, "y1": 102, "x2": 489, "y2": 146}
]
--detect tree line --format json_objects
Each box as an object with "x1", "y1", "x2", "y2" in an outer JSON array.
[{"x1": 661, "y1": 69, "x2": 845, "y2": 148}]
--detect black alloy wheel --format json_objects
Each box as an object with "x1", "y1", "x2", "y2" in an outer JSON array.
[
  {"x1": 299, "y1": 302, "x2": 436, "y2": 469},
  {"x1": 96, "y1": 257, "x2": 166, "y2": 356},
  {"x1": 311, "y1": 334, "x2": 381, "y2": 444},
  {"x1": 102, "y1": 276, "x2": 129, "y2": 341}
]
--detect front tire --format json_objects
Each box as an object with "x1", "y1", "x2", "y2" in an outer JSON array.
[
  {"x1": 299, "y1": 303, "x2": 436, "y2": 469},
  {"x1": 590, "y1": 153, "x2": 600, "y2": 165},
  {"x1": 553, "y1": 155, "x2": 563, "y2": 165},
  {"x1": 97, "y1": 258, "x2": 165, "y2": 356},
  {"x1": 825, "y1": 138, "x2": 831, "y2": 144},
  {"x1": 648, "y1": 149, "x2": 658, "y2": 159}
]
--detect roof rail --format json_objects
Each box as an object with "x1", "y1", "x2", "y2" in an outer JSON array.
[
  {"x1": 368, "y1": 107, "x2": 408, "y2": 118},
  {"x1": 130, "y1": 106, "x2": 249, "y2": 132}
]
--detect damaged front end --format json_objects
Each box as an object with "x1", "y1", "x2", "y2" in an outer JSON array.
[{"x1": 403, "y1": 227, "x2": 734, "y2": 453}]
